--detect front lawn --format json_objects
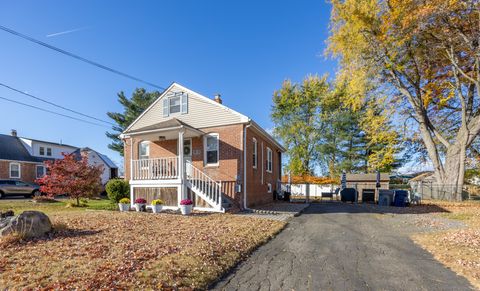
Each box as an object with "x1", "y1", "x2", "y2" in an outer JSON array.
[
  {"x1": 0, "y1": 210, "x2": 285, "y2": 289},
  {"x1": 0, "y1": 198, "x2": 116, "y2": 215},
  {"x1": 411, "y1": 201, "x2": 480, "y2": 289}
]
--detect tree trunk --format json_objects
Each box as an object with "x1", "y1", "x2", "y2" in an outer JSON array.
[{"x1": 440, "y1": 142, "x2": 467, "y2": 201}]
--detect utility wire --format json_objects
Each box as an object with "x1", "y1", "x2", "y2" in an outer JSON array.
[
  {"x1": 0, "y1": 82, "x2": 115, "y2": 125},
  {"x1": 0, "y1": 95, "x2": 110, "y2": 128},
  {"x1": 0, "y1": 25, "x2": 167, "y2": 91}
]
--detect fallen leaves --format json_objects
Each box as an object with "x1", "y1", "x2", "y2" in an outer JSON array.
[{"x1": 0, "y1": 212, "x2": 285, "y2": 290}]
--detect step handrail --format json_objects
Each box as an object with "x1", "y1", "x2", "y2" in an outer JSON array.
[{"x1": 185, "y1": 160, "x2": 222, "y2": 208}]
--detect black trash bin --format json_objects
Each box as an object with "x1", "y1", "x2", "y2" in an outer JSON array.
[
  {"x1": 273, "y1": 190, "x2": 278, "y2": 200},
  {"x1": 283, "y1": 191, "x2": 291, "y2": 202},
  {"x1": 340, "y1": 188, "x2": 356, "y2": 203}
]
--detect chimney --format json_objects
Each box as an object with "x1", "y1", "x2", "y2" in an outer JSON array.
[
  {"x1": 11, "y1": 129, "x2": 17, "y2": 137},
  {"x1": 214, "y1": 94, "x2": 222, "y2": 104}
]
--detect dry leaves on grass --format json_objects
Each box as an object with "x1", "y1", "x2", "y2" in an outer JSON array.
[{"x1": 0, "y1": 212, "x2": 285, "y2": 290}]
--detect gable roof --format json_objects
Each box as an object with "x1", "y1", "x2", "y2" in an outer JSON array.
[
  {"x1": 123, "y1": 82, "x2": 285, "y2": 151},
  {"x1": 0, "y1": 134, "x2": 53, "y2": 163},
  {"x1": 72, "y1": 147, "x2": 118, "y2": 169}
]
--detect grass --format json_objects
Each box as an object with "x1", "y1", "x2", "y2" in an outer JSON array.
[
  {"x1": 0, "y1": 205, "x2": 285, "y2": 289},
  {"x1": 0, "y1": 197, "x2": 117, "y2": 215},
  {"x1": 411, "y1": 200, "x2": 480, "y2": 289}
]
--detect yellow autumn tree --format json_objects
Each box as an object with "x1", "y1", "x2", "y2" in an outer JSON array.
[{"x1": 328, "y1": 0, "x2": 480, "y2": 200}]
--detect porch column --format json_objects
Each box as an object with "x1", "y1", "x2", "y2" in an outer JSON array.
[{"x1": 178, "y1": 129, "x2": 186, "y2": 202}]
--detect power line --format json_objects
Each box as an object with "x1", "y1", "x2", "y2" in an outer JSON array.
[
  {"x1": 0, "y1": 95, "x2": 110, "y2": 128},
  {"x1": 0, "y1": 82, "x2": 115, "y2": 125},
  {"x1": 0, "y1": 25, "x2": 167, "y2": 91}
]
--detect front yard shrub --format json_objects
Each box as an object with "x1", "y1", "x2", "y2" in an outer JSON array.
[{"x1": 105, "y1": 179, "x2": 130, "y2": 203}]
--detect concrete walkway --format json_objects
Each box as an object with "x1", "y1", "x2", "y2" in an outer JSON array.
[{"x1": 212, "y1": 202, "x2": 473, "y2": 291}]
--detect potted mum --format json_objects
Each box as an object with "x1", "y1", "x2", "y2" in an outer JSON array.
[
  {"x1": 151, "y1": 199, "x2": 164, "y2": 213},
  {"x1": 118, "y1": 198, "x2": 131, "y2": 212},
  {"x1": 134, "y1": 198, "x2": 147, "y2": 212},
  {"x1": 180, "y1": 199, "x2": 193, "y2": 215}
]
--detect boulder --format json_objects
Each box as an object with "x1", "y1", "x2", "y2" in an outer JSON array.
[{"x1": 0, "y1": 211, "x2": 52, "y2": 238}]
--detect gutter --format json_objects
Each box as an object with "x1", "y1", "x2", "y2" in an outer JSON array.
[{"x1": 243, "y1": 122, "x2": 252, "y2": 210}]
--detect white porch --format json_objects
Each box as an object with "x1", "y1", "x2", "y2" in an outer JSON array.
[{"x1": 123, "y1": 118, "x2": 225, "y2": 213}]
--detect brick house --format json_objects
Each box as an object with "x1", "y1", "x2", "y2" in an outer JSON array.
[
  {"x1": 0, "y1": 130, "x2": 118, "y2": 185},
  {"x1": 121, "y1": 83, "x2": 285, "y2": 212}
]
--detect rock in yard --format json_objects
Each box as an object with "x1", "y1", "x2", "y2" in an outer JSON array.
[{"x1": 0, "y1": 211, "x2": 52, "y2": 238}]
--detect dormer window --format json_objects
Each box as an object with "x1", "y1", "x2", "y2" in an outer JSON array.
[
  {"x1": 163, "y1": 93, "x2": 188, "y2": 117},
  {"x1": 39, "y1": 147, "x2": 45, "y2": 156},
  {"x1": 47, "y1": 148, "x2": 52, "y2": 156}
]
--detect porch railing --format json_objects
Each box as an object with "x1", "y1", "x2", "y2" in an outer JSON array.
[
  {"x1": 132, "y1": 157, "x2": 178, "y2": 180},
  {"x1": 186, "y1": 160, "x2": 222, "y2": 209}
]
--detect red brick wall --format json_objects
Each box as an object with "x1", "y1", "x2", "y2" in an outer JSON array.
[
  {"x1": 0, "y1": 160, "x2": 41, "y2": 183},
  {"x1": 245, "y1": 127, "x2": 282, "y2": 207}
]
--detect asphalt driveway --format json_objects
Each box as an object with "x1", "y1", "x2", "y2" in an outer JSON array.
[{"x1": 212, "y1": 202, "x2": 473, "y2": 291}]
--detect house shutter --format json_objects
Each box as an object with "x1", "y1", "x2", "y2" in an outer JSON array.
[
  {"x1": 181, "y1": 93, "x2": 188, "y2": 114},
  {"x1": 163, "y1": 98, "x2": 169, "y2": 117}
]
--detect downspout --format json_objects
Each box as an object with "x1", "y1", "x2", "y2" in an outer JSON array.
[{"x1": 243, "y1": 122, "x2": 252, "y2": 210}]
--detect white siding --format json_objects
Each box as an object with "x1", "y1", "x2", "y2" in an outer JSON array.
[
  {"x1": 30, "y1": 142, "x2": 77, "y2": 159},
  {"x1": 84, "y1": 151, "x2": 111, "y2": 185},
  {"x1": 128, "y1": 83, "x2": 247, "y2": 131}
]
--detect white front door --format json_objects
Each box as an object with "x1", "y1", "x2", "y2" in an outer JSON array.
[{"x1": 184, "y1": 139, "x2": 192, "y2": 176}]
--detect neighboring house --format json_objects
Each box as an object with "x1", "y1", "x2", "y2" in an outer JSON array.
[
  {"x1": 0, "y1": 130, "x2": 77, "y2": 183},
  {"x1": 120, "y1": 82, "x2": 285, "y2": 212},
  {"x1": 0, "y1": 130, "x2": 118, "y2": 186},
  {"x1": 72, "y1": 147, "x2": 119, "y2": 185}
]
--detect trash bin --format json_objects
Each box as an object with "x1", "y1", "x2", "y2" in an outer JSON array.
[
  {"x1": 378, "y1": 189, "x2": 394, "y2": 206},
  {"x1": 393, "y1": 190, "x2": 409, "y2": 207},
  {"x1": 283, "y1": 191, "x2": 291, "y2": 202},
  {"x1": 340, "y1": 188, "x2": 356, "y2": 203}
]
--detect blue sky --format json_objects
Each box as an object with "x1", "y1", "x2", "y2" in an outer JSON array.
[{"x1": 0, "y1": 1, "x2": 335, "y2": 170}]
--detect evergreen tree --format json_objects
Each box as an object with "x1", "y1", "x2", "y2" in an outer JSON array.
[{"x1": 106, "y1": 88, "x2": 161, "y2": 156}]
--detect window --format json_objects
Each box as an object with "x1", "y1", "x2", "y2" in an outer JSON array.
[
  {"x1": 46, "y1": 148, "x2": 52, "y2": 156},
  {"x1": 252, "y1": 138, "x2": 257, "y2": 169},
  {"x1": 266, "y1": 147, "x2": 273, "y2": 173},
  {"x1": 39, "y1": 147, "x2": 45, "y2": 156},
  {"x1": 267, "y1": 183, "x2": 272, "y2": 193},
  {"x1": 204, "y1": 134, "x2": 219, "y2": 165},
  {"x1": 163, "y1": 93, "x2": 188, "y2": 117},
  {"x1": 139, "y1": 141, "x2": 150, "y2": 159},
  {"x1": 169, "y1": 96, "x2": 181, "y2": 114},
  {"x1": 9, "y1": 163, "x2": 20, "y2": 178},
  {"x1": 36, "y1": 165, "x2": 46, "y2": 179}
]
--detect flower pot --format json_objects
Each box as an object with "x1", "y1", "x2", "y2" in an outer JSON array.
[
  {"x1": 118, "y1": 203, "x2": 130, "y2": 212},
  {"x1": 180, "y1": 204, "x2": 192, "y2": 215},
  {"x1": 152, "y1": 204, "x2": 163, "y2": 213},
  {"x1": 134, "y1": 203, "x2": 146, "y2": 212}
]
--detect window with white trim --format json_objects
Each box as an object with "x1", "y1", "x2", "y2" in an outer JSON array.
[
  {"x1": 39, "y1": 146, "x2": 45, "y2": 156},
  {"x1": 267, "y1": 183, "x2": 272, "y2": 193},
  {"x1": 163, "y1": 93, "x2": 188, "y2": 117},
  {"x1": 36, "y1": 165, "x2": 46, "y2": 179},
  {"x1": 204, "y1": 134, "x2": 219, "y2": 165},
  {"x1": 252, "y1": 138, "x2": 257, "y2": 169},
  {"x1": 138, "y1": 141, "x2": 150, "y2": 159},
  {"x1": 46, "y1": 147, "x2": 52, "y2": 156},
  {"x1": 266, "y1": 147, "x2": 273, "y2": 173},
  {"x1": 9, "y1": 163, "x2": 20, "y2": 179}
]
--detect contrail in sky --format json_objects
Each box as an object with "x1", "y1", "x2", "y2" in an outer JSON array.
[{"x1": 46, "y1": 26, "x2": 90, "y2": 38}]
